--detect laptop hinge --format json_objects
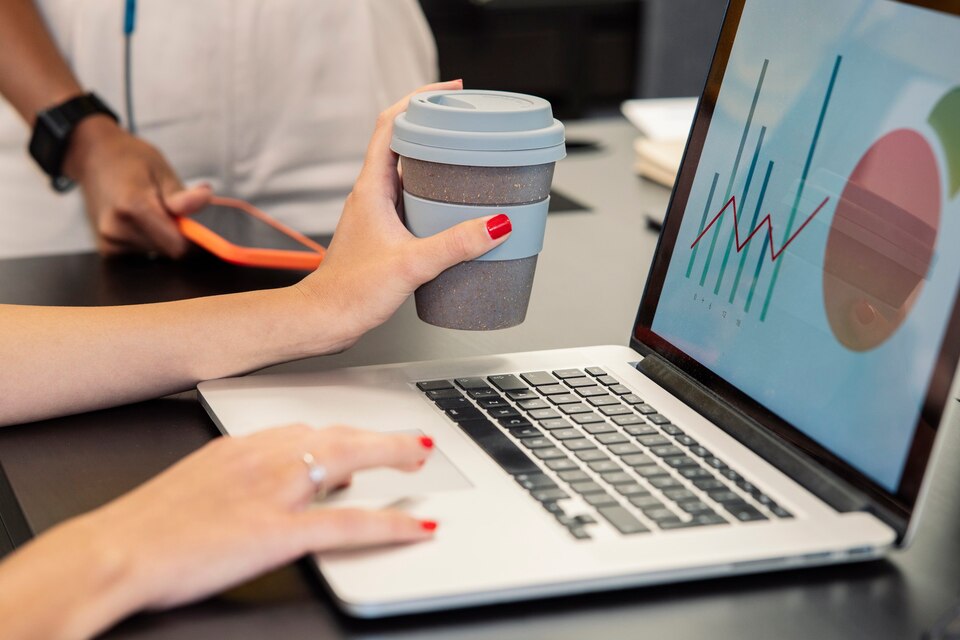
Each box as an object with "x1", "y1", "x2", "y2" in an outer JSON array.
[{"x1": 634, "y1": 352, "x2": 908, "y2": 539}]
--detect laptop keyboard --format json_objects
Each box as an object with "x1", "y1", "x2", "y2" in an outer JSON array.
[{"x1": 417, "y1": 367, "x2": 793, "y2": 540}]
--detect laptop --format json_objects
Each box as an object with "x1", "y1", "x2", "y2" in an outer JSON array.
[{"x1": 199, "y1": 0, "x2": 960, "y2": 618}]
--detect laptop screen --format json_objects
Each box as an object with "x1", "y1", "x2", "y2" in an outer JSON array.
[{"x1": 635, "y1": 0, "x2": 960, "y2": 516}]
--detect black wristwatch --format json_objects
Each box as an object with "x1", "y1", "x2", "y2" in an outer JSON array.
[{"x1": 28, "y1": 92, "x2": 119, "y2": 192}]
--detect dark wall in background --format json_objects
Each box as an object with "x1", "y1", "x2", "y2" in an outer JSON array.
[{"x1": 418, "y1": 0, "x2": 641, "y2": 120}]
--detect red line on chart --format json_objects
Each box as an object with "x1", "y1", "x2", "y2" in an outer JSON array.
[{"x1": 689, "y1": 195, "x2": 831, "y2": 262}]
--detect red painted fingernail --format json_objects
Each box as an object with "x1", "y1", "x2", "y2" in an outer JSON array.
[
  {"x1": 419, "y1": 436, "x2": 434, "y2": 449},
  {"x1": 486, "y1": 214, "x2": 512, "y2": 240},
  {"x1": 420, "y1": 520, "x2": 438, "y2": 532}
]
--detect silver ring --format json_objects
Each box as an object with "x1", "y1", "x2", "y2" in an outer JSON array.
[{"x1": 302, "y1": 452, "x2": 328, "y2": 499}]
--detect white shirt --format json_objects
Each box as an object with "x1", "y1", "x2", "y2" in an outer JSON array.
[{"x1": 0, "y1": 0, "x2": 437, "y2": 257}]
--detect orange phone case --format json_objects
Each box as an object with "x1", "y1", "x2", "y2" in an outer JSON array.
[{"x1": 177, "y1": 196, "x2": 326, "y2": 271}]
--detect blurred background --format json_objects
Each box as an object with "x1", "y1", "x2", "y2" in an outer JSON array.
[{"x1": 417, "y1": 0, "x2": 728, "y2": 120}]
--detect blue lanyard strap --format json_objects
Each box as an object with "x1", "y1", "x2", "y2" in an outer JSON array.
[{"x1": 123, "y1": 0, "x2": 137, "y2": 35}]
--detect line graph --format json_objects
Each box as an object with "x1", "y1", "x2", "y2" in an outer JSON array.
[
  {"x1": 689, "y1": 193, "x2": 831, "y2": 266},
  {"x1": 684, "y1": 55, "x2": 843, "y2": 320}
]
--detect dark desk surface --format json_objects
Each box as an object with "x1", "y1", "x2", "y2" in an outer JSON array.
[{"x1": 1, "y1": 119, "x2": 958, "y2": 639}]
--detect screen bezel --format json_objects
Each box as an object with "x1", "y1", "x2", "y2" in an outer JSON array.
[{"x1": 631, "y1": 0, "x2": 960, "y2": 523}]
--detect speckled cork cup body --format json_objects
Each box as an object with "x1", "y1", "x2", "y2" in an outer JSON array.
[
  {"x1": 391, "y1": 89, "x2": 566, "y2": 331},
  {"x1": 402, "y1": 158, "x2": 555, "y2": 330}
]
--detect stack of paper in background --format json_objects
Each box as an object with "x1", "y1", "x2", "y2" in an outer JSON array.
[{"x1": 620, "y1": 98, "x2": 697, "y2": 188}]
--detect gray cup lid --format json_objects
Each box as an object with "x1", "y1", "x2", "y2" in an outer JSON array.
[{"x1": 391, "y1": 90, "x2": 566, "y2": 167}]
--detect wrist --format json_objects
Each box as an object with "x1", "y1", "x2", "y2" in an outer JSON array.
[{"x1": 61, "y1": 114, "x2": 126, "y2": 183}]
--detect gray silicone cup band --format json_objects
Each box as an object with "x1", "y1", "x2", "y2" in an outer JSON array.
[{"x1": 403, "y1": 192, "x2": 549, "y2": 261}]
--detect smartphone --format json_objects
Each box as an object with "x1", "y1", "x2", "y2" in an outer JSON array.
[{"x1": 177, "y1": 196, "x2": 325, "y2": 270}]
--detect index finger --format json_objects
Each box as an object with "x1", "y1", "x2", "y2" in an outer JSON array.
[
  {"x1": 357, "y1": 79, "x2": 464, "y2": 189},
  {"x1": 309, "y1": 426, "x2": 434, "y2": 485}
]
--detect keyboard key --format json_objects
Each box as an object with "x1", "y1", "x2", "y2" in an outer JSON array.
[
  {"x1": 583, "y1": 423, "x2": 616, "y2": 435},
  {"x1": 664, "y1": 456, "x2": 700, "y2": 469},
  {"x1": 609, "y1": 443, "x2": 643, "y2": 456},
  {"x1": 678, "y1": 500, "x2": 714, "y2": 515},
  {"x1": 575, "y1": 514, "x2": 597, "y2": 525},
  {"x1": 417, "y1": 380, "x2": 454, "y2": 391},
  {"x1": 553, "y1": 368, "x2": 586, "y2": 379},
  {"x1": 551, "y1": 428, "x2": 583, "y2": 440},
  {"x1": 537, "y1": 384, "x2": 569, "y2": 396},
  {"x1": 679, "y1": 468, "x2": 713, "y2": 480},
  {"x1": 543, "y1": 501, "x2": 566, "y2": 515},
  {"x1": 771, "y1": 505, "x2": 794, "y2": 518},
  {"x1": 585, "y1": 367, "x2": 608, "y2": 377},
  {"x1": 456, "y1": 418, "x2": 539, "y2": 475},
  {"x1": 565, "y1": 377, "x2": 598, "y2": 388},
  {"x1": 572, "y1": 413, "x2": 605, "y2": 425},
  {"x1": 724, "y1": 503, "x2": 768, "y2": 522},
  {"x1": 608, "y1": 384, "x2": 632, "y2": 395},
  {"x1": 576, "y1": 386, "x2": 607, "y2": 398},
  {"x1": 689, "y1": 446, "x2": 711, "y2": 457},
  {"x1": 647, "y1": 414, "x2": 672, "y2": 425},
  {"x1": 621, "y1": 453, "x2": 656, "y2": 467},
  {"x1": 539, "y1": 418, "x2": 573, "y2": 430},
  {"x1": 676, "y1": 435, "x2": 698, "y2": 446},
  {"x1": 597, "y1": 506, "x2": 649, "y2": 534},
  {"x1": 521, "y1": 437, "x2": 555, "y2": 450},
  {"x1": 531, "y1": 488, "x2": 570, "y2": 502},
  {"x1": 427, "y1": 388, "x2": 464, "y2": 400},
  {"x1": 587, "y1": 460, "x2": 622, "y2": 473},
  {"x1": 644, "y1": 508, "x2": 680, "y2": 523},
  {"x1": 568, "y1": 527, "x2": 591, "y2": 540},
  {"x1": 498, "y1": 416, "x2": 532, "y2": 428},
  {"x1": 613, "y1": 415, "x2": 645, "y2": 427},
  {"x1": 659, "y1": 514, "x2": 727, "y2": 529},
  {"x1": 508, "y1": 426, "x2": 542, "y2": 439},
  {"x1": 596, "y1": 375, "x2": 620, "y2": 386},
  {"x1": 521, "y1": 371, "x2": 560, "y2": 386},
  {"x1": 596, "y1": 432, "x2": 629, "y2": 445},
  {"x1": 515, "y1": 473, "x2": 557, "y2": 490},
  {"x1": 629, "y1": 495, "x2": 664, "y2": 510},
  {"x1": 558, "y1": 470, "x2": 591, "y2": 483},
  {"x1": 570, "y1": 481, "x2": 606, "y2": 495},
  {"x1": 585, "y1": 493, "x2": 618, "y2": 507},
  {"x1": 446, "y1": 407, "x2": 484, "y2": 422},
  {"x1": 663, "y1": 488, "x2": 697, "y2": 502},
  {"x1": 650, "y1": 445, "x2": 684, "y2": 458},
  {"x1": 721, "y1": 469, "x2": 744, "y2": 482},
  {"x1": 506, "y1": 389, "x2": 539, "y2": 400},
  {"x1": 623, "y1": 424, "x2": 658, "y2": 436},
  {"x1": 529, "y1": 409, "x2": 561, "y2": 420},
  {"x1": 455, "y1": 377, "x2": 490, "y2": 390},
  {"x1": 599, "y1": 405, "x2": 632, "y2": 417},
  {"x1": 615, "y1": 483, "x2": 650, "y2": 496},
  {"x1": 692, "y1": 478, "x2": 726, "y2": 491},
  {"x1": 467, "y1": 387, "x2": 499, "y2": 399},
  {"x1": 707, "y1": 490, "x2": 742, "y2": 503},
  {"x1": 477, "y1": 396, "x2": 510, "y2": 409},
  {"x1": 488, "y1": 375, "x2": 528, "y2": 392},
  {"x1": 587, "y1": 395, "x2": 619, "y2": 407},
  {"x1": 600, "y1": 471, "x2": 636, "y2": 485},
  {"x1": 518, "y1": 398, "x2": 550, "y2": 410},
  {"x1": 637, "y1": 434, "x2": 671, "y2": 447},
  {"x1": 662, "y1": 425, "x2": 684, "y2": 436},
  {"x1": 576, "y1": 450, "x2": 609, "y2": 462},
  {"x1": 621, "y1": 394, "x2": 644, "y2": 405},
  {"x1": 488, "y1": 406, "x2": 521, "y2": 419},
  {"x1": 545, "y1": 458, "x2": 579, "y2": 471},
  {"x1": 562, "y1": 438, "x2": 596, "y2": 451},
  {"x1": 533, "y1": 447, "x2": 569, "y2": 461},
  {"x1": 548, "y1": 394, "x2": 582, "y2": 405},
  {"x1": 633, "y1": 464, "x2": 670, "y2": 478},
  {"x1": 560, "y1": 403, "x2": 593, "y2": 415},
  {"x1": 634, "y1": 404, "x2": 658, "y2": 415},
  {"x1": 435, "y1": 397, "x2": 472, "y2": 410},
  {"x1": 649, "y1": 476, "x2": 682, "y2": 490}
]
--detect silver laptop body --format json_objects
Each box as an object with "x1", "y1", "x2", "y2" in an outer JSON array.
[{"x1": 200, "y1": 0, "x2": 960, "y2": 617}]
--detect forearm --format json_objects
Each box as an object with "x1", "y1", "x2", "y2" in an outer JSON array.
[
  {"x1": 0, "y1": 513, "x2": 140, "y2": 640},
  {"x1": 0, "y1": 0, "x2": 83, "y2": 124},
  {"x1": 0, "y1": 277, "x2": 353, "y2": 427}
]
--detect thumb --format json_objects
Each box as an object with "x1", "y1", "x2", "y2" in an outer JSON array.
[
  {"x1": 163, "y1": 183, "x2": 214, "y2": 217},
  {"x1": 410, "y1": 214, "x2": 512, "y2": 283}
]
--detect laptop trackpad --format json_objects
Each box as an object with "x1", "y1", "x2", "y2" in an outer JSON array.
[{"x1": 323, "y1": 435, "x2": 473, "y2": 508}]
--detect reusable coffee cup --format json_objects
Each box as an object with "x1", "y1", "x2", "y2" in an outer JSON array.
[{"x1": 391, "y1": 90, "x2": 566, "y2": 330}]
